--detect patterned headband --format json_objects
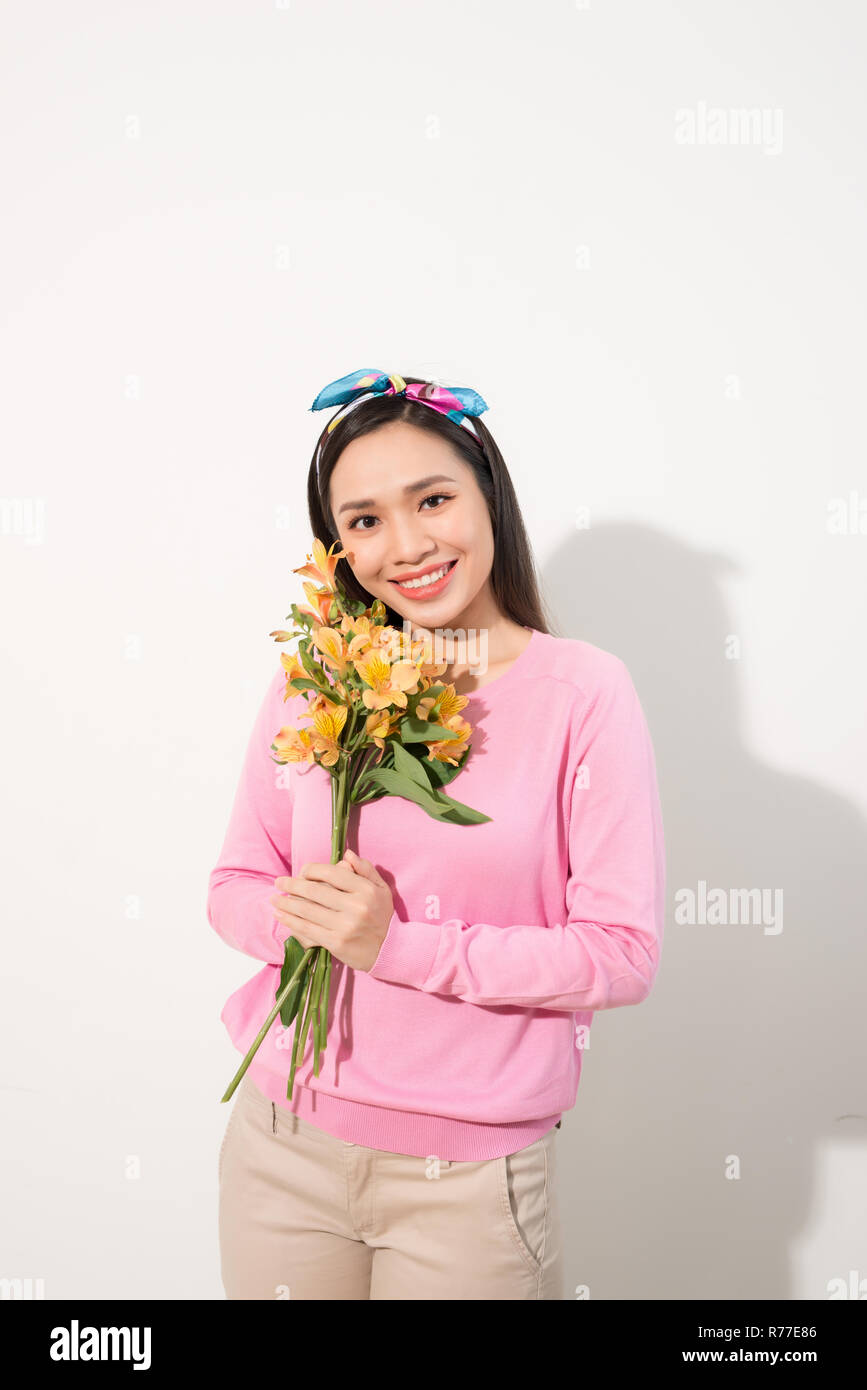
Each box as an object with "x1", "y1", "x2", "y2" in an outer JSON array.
[{"x1": 310, "y1": 369, "x2": 488, "y2": 478}]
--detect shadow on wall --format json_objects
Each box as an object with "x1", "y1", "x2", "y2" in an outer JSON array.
[{"x1": 544, "y1": 521, "x2": 867, "y2": 1301}]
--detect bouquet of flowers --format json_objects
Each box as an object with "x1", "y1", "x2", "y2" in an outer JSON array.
[{"x1": 220, "y1": 539, "x2": 490, "y2": 1104}]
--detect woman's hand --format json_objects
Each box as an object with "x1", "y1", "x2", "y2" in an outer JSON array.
[{"x1": 269, "y1": 848, "x2": 394, "y2": 973}]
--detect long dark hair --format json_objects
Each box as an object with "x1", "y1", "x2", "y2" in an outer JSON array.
[{"x1": 306, "y1": 375, "x2": 555, "y2": 635}]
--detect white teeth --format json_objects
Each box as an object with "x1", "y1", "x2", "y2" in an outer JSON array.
[{"x1": 395, "y1": 563, "x2": 452, "y2": 589}]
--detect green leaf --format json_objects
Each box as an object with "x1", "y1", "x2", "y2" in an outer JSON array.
[
  {"x1": 390, "y1": 739, "x2": 436, "y2": 791},
  {"x1": 361, "y1": 766, "x2": 491, "y2": 824},
  {"x1": 278, "y1": 936, "x2": 309, "y2": 1028},
  {"x1": 281, "y1": 677, "x2": 321, "y2": 696},
  {"x1": 398, "y1": 716, "x2": 463, "y2": 744},
  {"x1": 361, "y1": 767, "x2": 455, "y2": 817},
  {"x1": 424, "y1": 789, "x2": 492, "y2": 825}
]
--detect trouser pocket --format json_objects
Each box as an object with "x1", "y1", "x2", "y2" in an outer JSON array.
[{"x1": 496, "y1": 1129, "x2": 554, "y2": 1274}]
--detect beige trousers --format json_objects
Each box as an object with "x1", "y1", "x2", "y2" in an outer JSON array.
[{"x1": 218, "y1": 1072, "x2": 564, "y2": 1300}]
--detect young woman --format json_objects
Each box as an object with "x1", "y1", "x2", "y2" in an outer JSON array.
[{"x1": 209, "y1": 369, "x2": 666, "y2": 1301}]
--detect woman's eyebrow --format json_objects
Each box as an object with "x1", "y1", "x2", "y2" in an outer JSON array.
[{"x1": 337, "y1": 474, "x2": 458, "y2": 516}]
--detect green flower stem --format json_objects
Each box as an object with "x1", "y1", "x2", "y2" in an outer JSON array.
[
  {"x1": 310, "y1": 946, "x2": 327, "y2": 1076},
  {"x1": 351, "y1": 785, "x2": 381, "y2": 805},
  {"x1": 287, "y1": 956, "x2": 316, "y2": 1100},
  {"x1": 220, "y1": 945, "x2": 315, "y2": 1103},
  {"x1": 316, "y1": 950, "x2": 333, "y2": 1068},
  {"x1": 348, "y1": 745, "x2": 377, "y2": 800},
  {"x1": 288, "y1": 946, "x2": 323, "y2": 1100}
]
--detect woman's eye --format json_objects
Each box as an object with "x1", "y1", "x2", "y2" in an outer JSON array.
[{"x1": 347, "y1": 494, "x2": 452, "y2": 531}]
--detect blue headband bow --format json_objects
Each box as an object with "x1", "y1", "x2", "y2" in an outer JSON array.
[{"x1": 310, "y1": 369, "x2": 488, "y2": 475}]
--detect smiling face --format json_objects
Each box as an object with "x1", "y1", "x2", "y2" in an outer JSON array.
[{"x1": 328, "y1": 419, "x2": 497, "y2": 639}]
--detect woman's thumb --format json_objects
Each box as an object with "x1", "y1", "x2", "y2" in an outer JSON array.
[{"x1": 343, "y1": 848, "x2": 382, "y2": 882}]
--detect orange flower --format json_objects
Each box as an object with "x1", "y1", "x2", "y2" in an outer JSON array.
[
  {"x1": 293, "y1": 538, "x2": 353, "y2": 591},
  {"x1": 272, "y1": 725, "x2": 319, "y2": 765},
  {"x1": 338, "y1": 611, "x2": 376, "y2": 646},
  {"x1": 415, "y1": 684, "x2": 469, "y2": 725},
  {"x1": 413, "y1": 645, "x2": 450, "y2": 684},
  {"x1": 297, "y1": 582, "x2": 337, "y2": 627},
  {"x1": 362, "y1": 627, "x2": 443, "y2": 681},
  {"x1": 363, "y1": 706, "x2": 401, "y2": 763},
  {"x1": 279, "y1": 649, "x2": 307, "y2": 693},
  {"x1": 305, "y1": 696, "x2": 349, "y2": 767},
  {"x1": 354, "y1": 646, "x2": 424, "y2": 712},
  {"x1": 382, "y1": 629, "x2": 449, "y2": 682},
  {"x1": 412, "y1": 684, "x2": 472, "y2": 766},
  {"x1": 422, "y1": 713, "x2": 473, "y2": 767},
  {"x1": 310, "y1": 625, "x2": 353, "y2": 679},
  {"x1": 341, "y1": 622, "x2": 381, "y2": 669}
]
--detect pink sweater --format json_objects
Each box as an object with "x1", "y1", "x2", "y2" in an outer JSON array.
[{"x1": 207, "y1": 627, "x2": 666, "y2": 1160}]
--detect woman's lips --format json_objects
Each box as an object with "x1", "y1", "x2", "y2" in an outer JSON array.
[{"x1": 389, "y1": 558, "x2": 458, "y2": 600}]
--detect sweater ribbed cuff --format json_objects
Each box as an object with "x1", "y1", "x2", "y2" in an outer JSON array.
[{"x1": 368, "y1": 911, "x2": 442, "y2": 989}]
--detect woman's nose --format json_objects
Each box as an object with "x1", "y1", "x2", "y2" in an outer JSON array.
[{"x1": 388, "y1": 523, "x2": 438, "y2": 568}]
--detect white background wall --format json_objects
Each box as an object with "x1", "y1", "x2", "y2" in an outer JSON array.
[{"x1": 2, "y1": 0, "x2": 865, "y2": 1300}]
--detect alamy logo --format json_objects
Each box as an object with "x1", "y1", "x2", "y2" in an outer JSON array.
[
  {"x1": 675, "y1": 102, "x2": 783, "y2": 155},
  {"x1": 675, "y1": 101, "x2": 783, "y2": 155},
  {"x1": 674, "y1": 879, "x2": 783, "y2": 935},
  {"x1": 49, "y1": 1321, "x2": 151, "y2": 1371},
  {"x1": 0, "y1": 1276, "x2": 45, "y2": 1299}
]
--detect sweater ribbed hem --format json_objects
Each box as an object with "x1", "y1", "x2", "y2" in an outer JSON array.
[{"x1": 241, "y1": 1056, "x2": 562, "y2": 1161}]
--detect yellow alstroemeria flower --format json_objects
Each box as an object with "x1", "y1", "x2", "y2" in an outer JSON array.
[
  {"x1": 272, "y1": 724, "x2": 319, "y2": 765},
  {"x1": 311, "y1": 625, "x2": 354, "y2": 679},
  {"x1": 337, "y1": 612, "x2": 382, "y2": 652},
  {"x1": 305, "y1": 696, "x2": 349, "y2": 767},
  {"x1": 355, "y1": 648, "x2": 423, "y2": 712},
  {"x1": 298, "y1": 581, "x2": 338, "y2": 628},
  {"x1": 360, "y1": 626, "x2": 437, "y2": 678},
  {"x1": 279, "y1": 649, "x2": 307, "y2": 689},
  {"x1": 361, "y1": 706, "x2": 404, "y2": 763},
  {"x1": 344, "y1": 631, "x2": 378, "y2": 668},
  {"x1": 415, "y1": 684, "x2": 469, "y2": 725},
  {"x1": 422, "y1": 713, "x2": 473, "y2": 767},
  {"x1": 389, "y1": 630, "x2": 449, "y2": 680},
  {"x1": 293, "y1": 538, "x2": 354, "y2": 591},
  {"x1": 340, "y1": 614, "x2": 402, "y2": 663}
]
